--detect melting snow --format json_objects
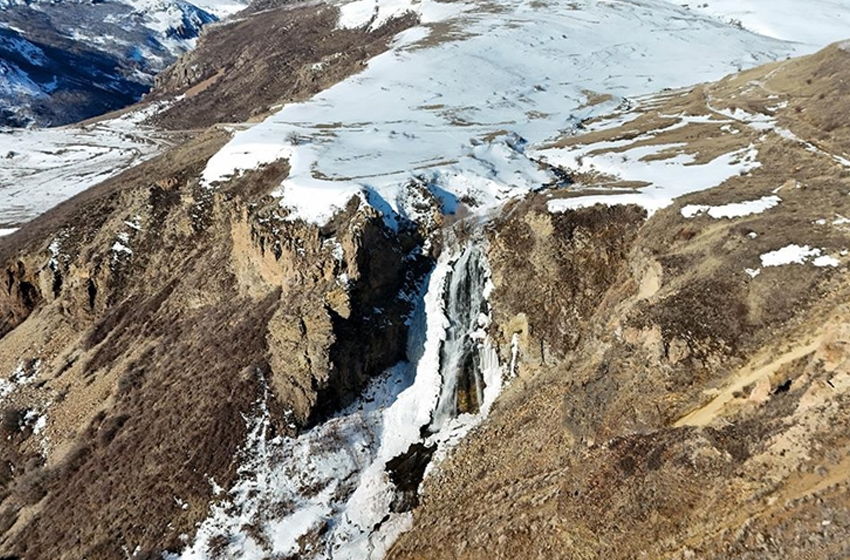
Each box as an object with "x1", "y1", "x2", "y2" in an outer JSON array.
[
  {"x1": 0, "y1": 102, "x2": 172, "y2": 227},
  {"x1": 200, "y1": 0, "x2": 802, "y2": 227},
  {"x1": 713, "y1": 106, "x2": 777, "y2": 131},
  {"x1": 545, "y1": 143, "x2": 761, "y2": 216},
  {"x1": 681, "y1": 195, "x2": 781, "y2": 219},
  {"x1": 112, "y1": 241, "x2": 133, "y2": 255},
  {"x1": 760, "y1": 244, "x2": 840, "y2": 268},
  {"x1": 0, "y1": 360, "x2": 41, "y2": 403},
  {"x1": 775, "y1": 127, "x2": 850, "y2": 168}
]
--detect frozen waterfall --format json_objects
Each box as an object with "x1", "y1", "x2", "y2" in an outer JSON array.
[{"x1": 173, "y1": 239, "x2": 504, "y2": 560}]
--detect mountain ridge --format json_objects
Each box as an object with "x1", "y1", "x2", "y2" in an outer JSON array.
[
  {"x1": 0, "y1": 0, "x2": 246, "y2": 127},
  {"x1": 0, "y1": 1, "x2": 849, "y2": 558}
]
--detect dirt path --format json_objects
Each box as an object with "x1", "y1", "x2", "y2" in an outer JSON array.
[{"x1": 674, "y1": 336, "x2": 823, "y2": 427}]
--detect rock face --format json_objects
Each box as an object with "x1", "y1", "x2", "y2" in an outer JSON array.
[
  {"x1": 0, "y1": 127, "x2": 429, "y2": 557},
  {"x1": 2, "y1": 3, "x2": 850, "y2": 559},
  {"x1": 0, "y1": 4, "x2": 427, "y2": 556},
  {"x1": 388, "y1": 44, "x2": 850, "y2": 560},
  {"x1": 487, "y1": 201, "x2": 647, "y2": 371}
]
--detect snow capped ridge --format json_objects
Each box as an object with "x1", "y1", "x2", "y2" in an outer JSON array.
[
  {"x1": 0, "y1": 0, "x2": 241, "y2": 127},
  {"x1": 130, "y1": 0, "x2": 217, "y2": 40},
  {"x1": 201, "y1": 0, "x2": 821, "y2": 228}
]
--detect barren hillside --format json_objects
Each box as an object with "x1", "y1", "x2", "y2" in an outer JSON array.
[
  {"x1": 392, "y1": 42, "x2": 850, "y2": 560},
  {"x1": 0, "y1": 1, "x2": 848, "y2": 559}
]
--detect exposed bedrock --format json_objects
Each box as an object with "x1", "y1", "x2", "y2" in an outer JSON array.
[{"x1": 0, "y1": 133, "x2": 431, "y2": 558}]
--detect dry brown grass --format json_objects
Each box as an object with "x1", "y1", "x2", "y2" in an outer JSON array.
[
  {"x1": 0, "y1": 104, "x2": 429, "y2": 558},
  {"x1": 147, "y1": 4, "x2": 417, "y2": 130},
  {"x1": 389, "y1": 43, "x2": 850, "y2": 560}
]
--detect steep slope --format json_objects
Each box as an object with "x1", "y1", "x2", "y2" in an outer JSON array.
[
  {"x1": 0, "y1": 10, "x2": 436, "y2": 556},
  {"x1": 0, "y1": 0, "x2": 848, "y2": 559},
  {"x1": 0, "y1": 0, "x2": 240, "y2": 127},
  {"x1": 390, "y1": 42, "x2": 850, "y2": 559},
  {"x1": 147, "y1": 1, "x2": 417, "y2": 129},
  {"x1": 0, "y1": 128, "x2": 429, "y2": 558}
]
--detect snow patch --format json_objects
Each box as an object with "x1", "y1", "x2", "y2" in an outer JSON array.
[
  {"x1": 681, "y1": 195, "x2": 781, "y2": 219},
  {"x1": 775, "y1": 127, "x2": 850, "y2": 168},
  {"x1": 545, "y1": 144, "x2": 761, "y2": 216},
  {"x1": 714, "y1": 106, "x2": 776, "y2": 131},
  {"x1": 813, "y1": 255, "x2": 840, "y2": 268},
  {"x1": 760, "y1": 244, "x2": 840, "y2": 268},
  {"x1": 0, "y1": 360, "x2": 41, "y2": 403}
]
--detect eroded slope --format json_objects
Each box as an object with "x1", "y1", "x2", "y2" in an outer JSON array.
[
  {"x1": 0, "y1": 127, "x2": 429, "y2": 558},
  {"x1": 389, "y1": 43, "x2": 850, "y2": 560}
]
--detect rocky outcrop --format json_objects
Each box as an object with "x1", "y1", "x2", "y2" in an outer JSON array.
[
  {"x1": 0, "y1": 260, "x2": 43, "y2": 339},
  {"x1": 389, "y1": 44, "x2": 850, "y2": 560},
  {"x1": 0, "y1": 126, "x2": 430, "y2": 557},
  {"x1": 487, "y1": 200, "x2": 646, "y2": 373}
]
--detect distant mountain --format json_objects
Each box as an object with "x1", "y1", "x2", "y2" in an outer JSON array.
[
  {"x1": 0, "y1": 0, "x2": 247, "y2": 127},
  {"x1": 2, "y1": 1, "x2": 850, "y2": 559}
]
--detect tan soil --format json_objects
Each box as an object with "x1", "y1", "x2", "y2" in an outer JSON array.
[{"x1": 389, "y1": 42, "x2": 850, "y2": 560}]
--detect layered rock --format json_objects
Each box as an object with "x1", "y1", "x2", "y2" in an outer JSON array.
[{"x1": 0, "y1": 127, "x2": 430, "y2": 558}]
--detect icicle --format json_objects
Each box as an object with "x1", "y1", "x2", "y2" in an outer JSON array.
[{"x1": 509, "y1": 332, "x2": 520, "y2": 379}]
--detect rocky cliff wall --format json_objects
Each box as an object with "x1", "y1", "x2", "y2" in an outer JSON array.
[{"x1": 0, "y1": 127, "x2": 430, "y2": 558}]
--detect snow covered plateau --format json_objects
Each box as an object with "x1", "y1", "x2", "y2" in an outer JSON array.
[
  {"x1": 4, "y1": 0, "x2": 849, "y2": 230},
  {"x1": 200, "y1": 0, "x2": 847, "y2": 227},
  {"x1": 2, "y1": 0, "x2": 850, "y2": 558}
]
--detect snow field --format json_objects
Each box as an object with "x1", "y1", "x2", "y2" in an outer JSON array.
[
  {"x1": 671, "y1": 0, "x2": 850, "y2": 49},
  {"x1": 0, "y1": 102, "x2": 172, "y2": 226},
  {"x1": 201, "y1": 0, "x2": 805, "y2": 227}
]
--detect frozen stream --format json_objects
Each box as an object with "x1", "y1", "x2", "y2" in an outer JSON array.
[{"x1": 174, "y1": 240, "x2": 504, "y2": 560}]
